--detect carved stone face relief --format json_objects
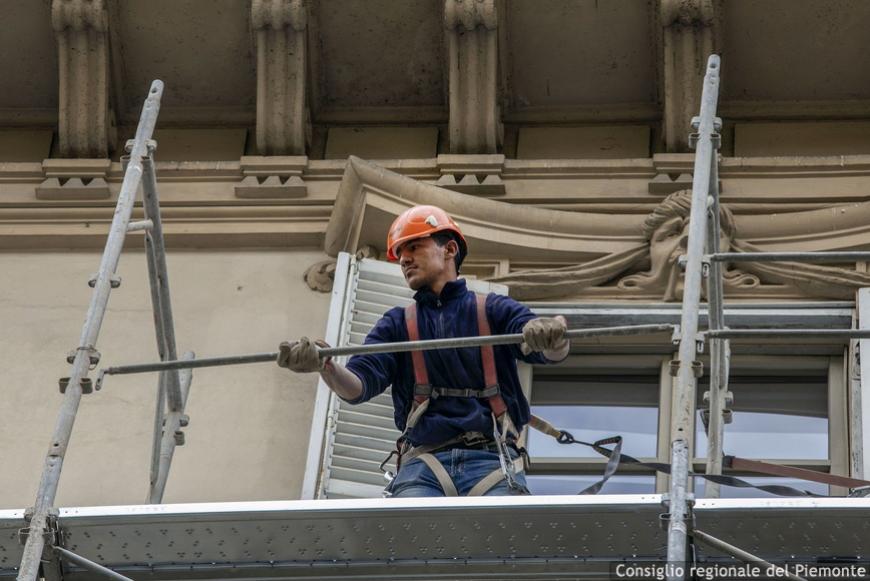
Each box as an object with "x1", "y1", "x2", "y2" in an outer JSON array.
[
  {"x1": 618, "y1": 190, "x2": 735, "y2": 300},
  {"x1": 619, "y1": 214, "x2": 687, "y2": 300}
]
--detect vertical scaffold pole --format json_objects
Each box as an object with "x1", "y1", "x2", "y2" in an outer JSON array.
[
  {"x1": 666, "y1": 55, "x2": 721, "y2": 579},
  {"x1": 703, "y1": 115, "x2": 728, "y2": 498},
  {"x1": 17, "y1": 81, "x2": 165, "y2": 581},
  {"x1": 140, "y1": 154, "x2": 193, "y2": 503}
]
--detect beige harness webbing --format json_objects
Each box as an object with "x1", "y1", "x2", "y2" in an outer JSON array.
[{"x1": 396, "y1": 294, "x2": 524, "y2": 496}]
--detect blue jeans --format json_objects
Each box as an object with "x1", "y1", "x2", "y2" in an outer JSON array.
[{"x1": 386, "y1": 447, "x2": 528, "y2": 497}]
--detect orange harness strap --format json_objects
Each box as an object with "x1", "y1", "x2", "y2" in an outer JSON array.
[{"x1": 404, "y1": 294, "x2": 509, "y2": 422}]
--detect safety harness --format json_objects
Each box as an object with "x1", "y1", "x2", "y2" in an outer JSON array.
[{"x1": 384, "y1": 294, "x2": 527, "y2": 496}]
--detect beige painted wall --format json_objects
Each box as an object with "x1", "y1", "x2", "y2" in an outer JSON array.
[{"x1": 1, "y1": 249, "x2": 330, "y2": 509}]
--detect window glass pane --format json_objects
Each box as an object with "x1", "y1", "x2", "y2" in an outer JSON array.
[
  {"x1": 695, "y1": 477, "x2": 828, "y2": 498},
  {"x1": 530, "y1": 373, "x2": 660, "y2": 461},
  {"x1": 526, "y1": 474, "x2": 656, "y2": 495},
  {"x1": 695, "y1": 374, "x2": 828, "y2": 460},
  {"x1": 530, "y1": 404, "x2": 658, "y2": 459}
]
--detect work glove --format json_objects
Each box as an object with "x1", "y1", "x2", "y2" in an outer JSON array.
[
  {"x1": 277, "y1": 337, "x2": 331, "y2": 373},
  {"x1": 521, "y1": 316, "x2": 569, "y2": 354}
]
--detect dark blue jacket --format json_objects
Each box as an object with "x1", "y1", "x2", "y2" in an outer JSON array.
[{"x1": 345, "y1": 278, "x2": 551, "y2": 446}]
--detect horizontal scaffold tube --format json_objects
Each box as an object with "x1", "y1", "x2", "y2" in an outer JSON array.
[
  {"x1": 709, "y1": 251, "x2": 870, "y2": 263},
  {"x1": 53, "y1": 547, "x2": 135, "y2": 581},
  {"x1": 705, "y1": 328, "x2": 870, "y2": 339},
  {"x1": 98, "y1": 323, "x2": 676, "y2": 380},
  {"x1": 689, "y1": 530, "x2": 807, "y2": 581}
]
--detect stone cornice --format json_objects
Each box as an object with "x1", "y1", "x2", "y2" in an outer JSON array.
[
  {"x1": 310, "y1": 159, "x2": 870, "y2": 301},
  {"x1": 738, "y1": 201, "x2": 870, "y2": 250},
  {"x1": 0, "y1": 205, "x2": 330, "y2": 250},
  {"x1": 3, "y1": 154, "x2": 870, "y2": 189},
  {"x1": 3, "y1": 154, "x2": 870, "y2": 250},
  {"x1": 325, "y1": 157, "x2": 870, "y2": 258},
  {"x1": 721, "y1": 155, "x2": 870, "y2": 176},
  {"x1": 2, "y1": 154, "x2": 870, "y2": 175},
  {"x1": 326, "y1": 156, "x2": 652, "y2": 262}
]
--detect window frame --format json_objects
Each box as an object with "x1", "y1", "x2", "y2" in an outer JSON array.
[{"x1": 525, "y1": 302, "x2": 856, "y2": 497}]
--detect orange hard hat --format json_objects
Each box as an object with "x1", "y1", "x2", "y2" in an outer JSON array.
[{"x1": 386, "y1": 205, "x2": 467, "y2": 262}]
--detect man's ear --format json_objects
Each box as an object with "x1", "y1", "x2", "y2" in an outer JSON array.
[{"x1": 444, "y1": 239, "x2": 458, "y2": 260}]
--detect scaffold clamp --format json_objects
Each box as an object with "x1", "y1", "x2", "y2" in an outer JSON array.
[
  {"x1": 66, "y1": 346, "x2": 101, "y2": 368},
  {"x1": 88, "y1": 273, "x2": 122, "y2": 289},
  {"x1": 59, "y1": 377, "x2": 94, "y2": 395},
  {"x1": 659, "y1": 493, "x2": 696, "y2": 531},
  {"x1": 669, "y1": 359, "x2": 704, "y2": 378},
  {"x1": 18, "y1": 509, "x2": 61, "y2": 549},
  {"x1": 125, "y1": 138, "x2": 157, "y2": 154}
]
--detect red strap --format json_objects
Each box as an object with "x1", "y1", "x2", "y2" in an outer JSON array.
[
  {"x1": 404, "y1": 295, "x2": 508, "y2": 418},
  {"x1": 405, "y1": 303, "x2": 430, "y2": 405},
  {"x1": 476, "y1": 294, "x2": 507, "y2": 418},
  {"x1": 727, "y1": 455, "x2": 870, "y2": 489}
]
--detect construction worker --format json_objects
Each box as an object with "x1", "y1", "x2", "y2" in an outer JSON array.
[{"x1": 278, "y1": 205, "x2": 569, "y2": 497}]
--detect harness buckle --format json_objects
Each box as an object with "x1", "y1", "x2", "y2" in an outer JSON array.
[
  {"x1": 491, "y1": 413, "x2": 528, "y2": 495},
  {"x1": 459, "y1": 431, "x2": 490, "y2": 447},
  {"x1": 413, "y1": 383, "x2": 433, "y2": 397},
  {"x1": 380, "y1": 449, "x2": 399, "y2": 482}
]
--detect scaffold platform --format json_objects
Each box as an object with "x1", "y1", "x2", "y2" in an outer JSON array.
[{"x1": 2, "y1": 496, "x2": 868, "y2": 580}]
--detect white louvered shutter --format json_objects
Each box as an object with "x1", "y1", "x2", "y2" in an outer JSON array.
[{"x1": 317, "y1": 254, "x2": 506, "y2": 498}]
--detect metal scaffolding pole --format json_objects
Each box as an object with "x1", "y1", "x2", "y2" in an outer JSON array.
[
  {"x1": 94, "y1": 323, "x2": 678, "y2": 382},
  {"x1": 16, "y1": 81, "x2": 165, "y2": 581},
  {"x1": 666, "y1": 54, "x2": 721, "y2": 578},
  {"x1": 702, "y1": 89, "x2": 728, "y2": 499},
  {"x1": 706, "y1": 329, "x2": 870, "y2": 339},
  {"x1": 53, "y1": 547, "x2": 135, "y2": 581},
  {"x1": 690, "y1": 530, "x2": 807, "y2": 581},
  {"x1": 710, "y1": 251, "x2": 870, "y2": 263},
  {"x1": 140, "y1": 153, "x2": 193, "y2": 504},
  {"x1": 150, "y1": 353, "x2": 194, "y2": 503},
  {"x1": 141, "y1": 156, "x2": 183, "y2": 412}
]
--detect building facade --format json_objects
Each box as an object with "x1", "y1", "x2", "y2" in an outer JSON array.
[{"x1": 4, "y1": 0, "x2": 870, "y2": 512}]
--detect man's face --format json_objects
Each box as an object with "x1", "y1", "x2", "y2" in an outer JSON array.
[{"x1": 396, "y1": 236, "x2": 456, "y2": 291}]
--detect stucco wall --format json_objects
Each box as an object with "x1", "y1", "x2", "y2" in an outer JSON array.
[{"x1": 1, "y1": 249, "x2": 331, "y2": 509}]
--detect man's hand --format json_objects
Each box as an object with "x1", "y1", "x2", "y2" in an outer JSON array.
[
  {"x1": 277, "y1": 337, "x2": 331, "y2": 373},
  {"x1": 521, "y1": 316, "x2": 569, "y2": 355}
]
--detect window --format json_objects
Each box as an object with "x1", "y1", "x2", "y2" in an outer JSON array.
[
  {"x1": 523, "y1": 303, "x2": 854, "y2": 498},
  {"x1": 695, "y1": 365, "x2": 829, "y2": 461},
  {"x1": 525, "y1": 355, "x2": 662, "y2": 495},
  {"x1": 693, "y1": 355, "x2": 847, "y2": 497}
]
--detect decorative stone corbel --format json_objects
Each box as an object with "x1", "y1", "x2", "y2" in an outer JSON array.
[
  {"x1": 235, "y1": 156, "x2": 307, "y2": 198},
  {"x1": 51, "y1": 0, "x2": 113, "y2": 158},
  {"x1": 444, "y1": 0, "x2": 502, "y2": 154},
  {"x1": 251, "y1": 0, "x2": 310, "y2": 155},
  {"x1": 36, "y1": 159, "x2": 111, "y2": 200},
  {"x1": 436, "y1": 154, "x2": 505, "y2": 196},
  {"x1": 304, "y1": 246, "x2": 377, "y2": 293},
  {"x1": 659, "y1": 0, "x2": 719, "y2": 152},
  {"x1": 649, "y1": 153, "x2": 695, "y2": 194}
]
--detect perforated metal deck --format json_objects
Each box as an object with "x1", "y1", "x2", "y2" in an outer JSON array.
[{"x1": 1, "y1": 496, "x2": 868, "y2": 580}]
